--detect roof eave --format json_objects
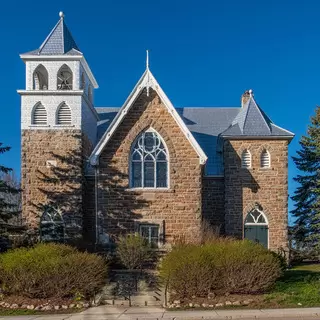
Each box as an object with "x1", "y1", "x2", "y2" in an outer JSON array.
[
  {"x1": 20, "y1": 54, "x2": 83, "y2": 61},
  {"x1": 220, "y1": 134, "x2": 295, "y2": 140}
]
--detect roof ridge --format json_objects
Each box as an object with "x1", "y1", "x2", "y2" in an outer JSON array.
[{"x1": 249, "y1": 97, "x2": 272, "y2": 132}]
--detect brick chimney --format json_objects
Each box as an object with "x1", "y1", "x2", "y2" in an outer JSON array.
[{"x1": 241, "y1": 90, "x2": 252, "y2": 107}]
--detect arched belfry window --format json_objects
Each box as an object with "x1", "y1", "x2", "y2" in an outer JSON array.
[
  {"x1": 241, "y1": 149, "x2": 251, "y2": 168},
  {"x1": 56, "y1": 103, "x2": 72, "y2": 125},
  {"x1": 130, "y1": 129, "x2": 168, "y2": 188},
  {"x1": 32, "y1": 103, "x2": 47, "y2": 125},
  {"x1": 57, "y1": 64, "x2": 73, "y2": 90},
  {"x1": 33, "y1": 64, "x2": 48, "y2": 90},
  {"x1": 244, "y1": 205, "x2": 268, "y2": 248},
  {"x1": 40, "y1": 207, "x2": 65, "y2": 242},
  {"x1": 261, "y1": 150, "x2": 271, "y2": 168}
]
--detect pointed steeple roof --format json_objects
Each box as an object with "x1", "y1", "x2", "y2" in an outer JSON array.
[
  {"x1": 23, "y1": 12, "x2": 82, "y2": 56},
  {"x1": 221, "y1": 91, "x2": 294, "y2": 138}
]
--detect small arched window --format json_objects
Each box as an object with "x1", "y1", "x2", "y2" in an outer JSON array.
[
  {"x1": 57, "y1": 103, "x2": 72, "y2": 125},
  {"x1": 32, "y1": 103, "x2": 47, "y2": 125},
  {"x1": 261, "y1": 150, "x2": 271, "y2": 168},
  {"x1": 40, "y1": 207, "x2": 65, "y2": 242},
  {"x1": 80, "y1": 72, "x2": 85, "y2": 90},
  {"x1": 88, "y1": 84, "x2": 93, "y2": 103},
  {"x1": 241, "y1": 149, "x2": 251, "y2": 168},
  {"x1": 130, "y1": 129, "x2": 168, "y2": 188},
  {"x1": 57, "y1": 64, "x2": 73, "y2": 90},
  {"x1": 33, "y1": 64, "x2": 48, "y2": 90}
]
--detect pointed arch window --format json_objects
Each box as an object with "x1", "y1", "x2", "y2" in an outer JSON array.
[
  {"x1": 244, "y1": 206, "x2": 268, "y2": 248},
  {"x1": 40, "y1": 207, "x2": 65, "y2": 242},
  {"x1": 261, "y1": 150, "x2": 271, "y2": 168},
  {"x1": 57, "y1": 64, "x2": 73, "y2": 90},
  {"x1": 57, "y1": 103, "x2": 72, "y2": 125},
  {"x1": 130, "y1": 129, "x2": 168, "y2": 188},
  {"x1": 32, "y1": 103, "x2": 47, "y2": 125},
  {"x1": 241, "y1": 149, "x2": 251, "y2": 168},
  {"x1": 33, "y1": 64, "x2": 48, "y2": 90}
]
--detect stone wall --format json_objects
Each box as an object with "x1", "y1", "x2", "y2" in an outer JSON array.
[
  {"x1": 21, "y1": 129, "x2": 84, "y2": 238},
  {"x1": 202, "y1": 176, "x2": 225, "y2": 234},
  {"x1": 223, "y1": 139, "x2": 289, "y2": 251},
  {"x1": 97, "y1": 89, "x2": 203, "y2": 245}
]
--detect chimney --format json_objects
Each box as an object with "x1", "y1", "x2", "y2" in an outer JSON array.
[{"x1": 241, "y1": 89, "x2": 253, "y2": 107}]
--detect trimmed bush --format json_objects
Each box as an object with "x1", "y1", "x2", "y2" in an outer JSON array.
[
  {"x1": 116, "y1": 233, "x2": 150, "y2": 269},
  {"x1": 0, "y1": 243, "x2": 107, "y2": 299},
  {"x1": 159, "y1": 239, "x2": 282, "y2": 298}
]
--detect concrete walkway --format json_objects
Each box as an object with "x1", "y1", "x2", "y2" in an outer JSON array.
[{"x1": 2, "y1": 306, "x2": 320, "y2": 319}]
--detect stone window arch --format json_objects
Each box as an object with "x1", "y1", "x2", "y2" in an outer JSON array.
[
  {"x1": 57, "y1": 64, "x2": 73, "y2": 90},
  {"x1": 261, "y1": 149, "x2": 271, "y2": 168},
  {"x1": 241, "y1": 149, "x2": 251, "y2": 168},
  {"x1": 33, "y1": 64, "x2": 48, "y2": 90},
  {"x1": 56, "y1": 103, "x2": 72, "y2": 125},
  {"x1": 244, "y1": 204, "x2": 268, "y2": 248},
  {"x1": 40, "y1": 207, "x2": 65, "y2": 242},
  {"x1": 32, "y1": 103, "x2": 47, "y2": 125},
  {"x1": 130, "y1": 128, "x2": 169, "y2": 188}
]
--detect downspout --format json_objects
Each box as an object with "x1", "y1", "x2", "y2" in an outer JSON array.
[{"x1": 94, "y1": 165, "x2": 99, "y2": 249}]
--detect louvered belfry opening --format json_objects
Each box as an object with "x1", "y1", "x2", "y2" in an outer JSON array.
[
  {"x1": 32, "y1": 103, "x2": 47, "y2": 125},
  {"x1": 261, "y1": 150, "x2": 270, "y2": 168},
  {"x1": 241, "y1": 149, "x2": 251, "y2": 168},
  {"x1": 57, "y1": 103, "x2": 72, "y2": 125}
]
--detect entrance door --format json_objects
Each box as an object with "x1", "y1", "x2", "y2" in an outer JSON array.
[{"x1": 244, "y1": 208, "x2": 268, "y2": 248}]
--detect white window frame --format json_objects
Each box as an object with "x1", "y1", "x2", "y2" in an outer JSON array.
[
  {"x1": 129, "y1": 128, "x2": 170, "y2": 189},
  {"x1": 139, "y1": 223, "x2": 160, "y2": 247},
  {"x1": 241, "y1": 149, "x2": 252, "y2": 169},
  {"x1": 260, "y1": 150, "x2": 271, "y2": 168},
  {"x1": 244, "y1": 208, "x2": 269, "y2": 226}
]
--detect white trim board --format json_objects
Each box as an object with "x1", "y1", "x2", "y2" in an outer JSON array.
[{"x1": 89, "y1": 68, "x2": 208, "y2": 166}]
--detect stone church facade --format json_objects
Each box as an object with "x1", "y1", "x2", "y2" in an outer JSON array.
[{"x1": 19, "y1": 13, "x2": 294, "y2": 251}]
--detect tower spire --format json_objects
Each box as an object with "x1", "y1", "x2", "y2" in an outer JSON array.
[{"x1": 146, "y1": 50, "x2": 149, "y2": 70}]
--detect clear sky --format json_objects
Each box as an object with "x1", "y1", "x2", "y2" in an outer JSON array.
[{"x1": 0, "y1": 0, "x2": 318, "y2": 222}]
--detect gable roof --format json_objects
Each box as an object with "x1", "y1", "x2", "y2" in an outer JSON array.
[
  {"x1": 22, "y1": 15, "x2": 81, "y2": 56},
  {"x1": 220, "y1": 95, "x2": 294, "y2": 138},
  {"x1": 89, "y1": 69, "x2": 208, "y2": 166}
]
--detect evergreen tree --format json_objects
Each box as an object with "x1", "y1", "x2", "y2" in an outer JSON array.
[
  {"x1": 0, "y1": 143, "x2": 20, "y2": 223},
  {"x1": 291, "y1": 106, "x2": 320, "y2": 249}
]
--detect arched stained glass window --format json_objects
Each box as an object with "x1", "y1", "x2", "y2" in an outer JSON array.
[
  {"x1": 40, "y1": 207, "x2": 65, "y2": 242},
  {"x1": 131, "y1": 129, "x2": 168, "y2": 188}
]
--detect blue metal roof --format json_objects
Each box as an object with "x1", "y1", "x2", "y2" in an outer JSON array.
[{"x1": 22, "y1": 16, "x2": 81, "y2": 56}]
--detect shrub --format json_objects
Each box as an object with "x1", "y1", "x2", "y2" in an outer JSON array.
[
  {"x1": 0, "y1": 243, "x2": 107, "y2": 299},
  {"x1": 159, "y1": 239, "x2": 282, "y2": 298},
  {"x1": 116, "y1": 233, "x2": 150, "y2": 269}
]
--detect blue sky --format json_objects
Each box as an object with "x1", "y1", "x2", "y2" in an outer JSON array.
[{"x1": 0, "y1": 0, "x2": 318, "y2": 221}]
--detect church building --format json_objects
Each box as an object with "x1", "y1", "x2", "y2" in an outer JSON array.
[{"x1": 18, "y1": 13, "x2": 294, "y2": 251}]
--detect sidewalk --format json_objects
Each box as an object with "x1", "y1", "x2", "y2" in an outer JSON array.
[{"x1": 2, "y1": 306, "x2": 320, "y2": 320}]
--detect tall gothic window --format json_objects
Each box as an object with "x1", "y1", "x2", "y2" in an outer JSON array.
[
  {"x1": 130, "y1": 129, "x2": 168, "y2": 188},
  {"x1": 57, "y1": 64, "x2": 73, "y2": 90}
]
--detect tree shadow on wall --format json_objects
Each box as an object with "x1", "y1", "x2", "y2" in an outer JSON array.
[{"x1": 207, "y1": 140, "x2": 261, "y2": 239}]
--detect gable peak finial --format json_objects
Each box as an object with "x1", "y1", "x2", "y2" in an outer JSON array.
[
  {"x1": 59, "y1": 11, "x2": 65, "y2": 19},
  {"x1": 146, "y1": 50, "x2": 149, "y2": 70},
  {"x1": 249, "y1": 89, "x2": 253, "y2": 97}
]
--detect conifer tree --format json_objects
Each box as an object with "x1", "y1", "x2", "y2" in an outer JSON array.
[
  {"x1": 291, "y1": 106, "x2": 320, "y2": 249},
  {"x1": 0, "y1": 143, "x2": 20, "y2": 223}
]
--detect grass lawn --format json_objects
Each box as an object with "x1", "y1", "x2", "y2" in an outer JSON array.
[{"x1": 263, "y1": 263, "x2": 320, "y2": 308}]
